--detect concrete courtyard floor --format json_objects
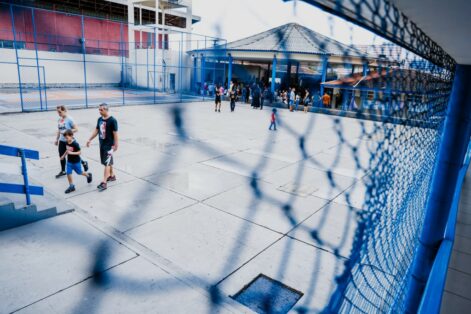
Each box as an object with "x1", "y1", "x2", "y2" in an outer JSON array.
[{"x1": 0, "y1": 101, "x2": 378, "y2": 313}]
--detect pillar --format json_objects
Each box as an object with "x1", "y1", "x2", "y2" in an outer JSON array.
[
  {"x1": 193, "y1": 55, "x2": 197, "y2": 93},
  {"x1": 286, "y1": 61, "x2": 292, "y2": 87},
  {"x1": 319, "y1": 55, "x2": 328, "y2": 95},
  {"x1": 228, "y1": 54, "x2": 233, "y2": 90},
  {"x1": 360, "y1": 62, "x2": 368, "y2": 109},
  {"x1": 404, "y1": 65, "x2": 471, "y2": 312},
  {"x1": 295, "y1": 62, "x2": 300, "y2": 84},
  {"x1": 200, "y1": 53, "x2": 205, "y2": 87},
  {"x1": 271, "y1": 56, "x2": 277, "y2": 94}
]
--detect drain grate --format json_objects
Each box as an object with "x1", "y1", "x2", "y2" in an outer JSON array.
[{"x1": 231, "y1": 274, "x2": 303, "y2": 314}]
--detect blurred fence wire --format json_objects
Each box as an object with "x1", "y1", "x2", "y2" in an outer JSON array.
[{"x1": 1, "y1": 0, "x2": 458, "y2": 313}]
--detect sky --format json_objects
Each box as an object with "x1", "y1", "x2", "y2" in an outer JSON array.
[{"x1": 191, "y1": 0, "x2": 383, "y2": 45}]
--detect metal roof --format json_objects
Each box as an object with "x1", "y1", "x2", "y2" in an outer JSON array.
[{"x1": 192, "y1": 23, "x2": 368, "y2": 58}]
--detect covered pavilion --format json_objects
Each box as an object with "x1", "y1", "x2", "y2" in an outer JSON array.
[{"x1": 190, "y1": 23, "x2": 380, "y2": 95}]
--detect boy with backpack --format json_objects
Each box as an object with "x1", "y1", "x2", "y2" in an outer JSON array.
[{"x1": 61, "y1": 129, "x2": 93, "y2": 194}]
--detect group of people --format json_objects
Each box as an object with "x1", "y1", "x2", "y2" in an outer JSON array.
[
  {"x1": 277, "y1": 88, "x2": 332, "y2": 112},
  {"x1": 55, "y1": 103, "x2": 118, "y2": 194}
]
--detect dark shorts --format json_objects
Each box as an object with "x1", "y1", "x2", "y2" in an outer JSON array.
[
  {"x1": 215, "y1": 97, "x2": 221, "y2": 104},
  {"x1": 100, "y1": 146, "x2": 114, "y2": 166}
]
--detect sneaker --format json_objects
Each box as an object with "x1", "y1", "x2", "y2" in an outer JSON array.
[
  {"x1": 97, "y1": 182, "x2": 107, "y2": 191},
  {"x1": 65, "y1": 186, "x2": 76, "y2": 194},
  {"x1": 55, "y1": 171, "x2": 66, "y2": 179},
  {"x1": 82, "y1": 160, "x2": 89, "y2": 172},
  {"x1": 218, "y1": 109, "x2": 221, "y2": 112},
  {"x1": 107, "y1": 175, "x2": 116, "y2": 182},
  {"x1": 87, "y1": 173, "x2": 93, "y2": 183}
]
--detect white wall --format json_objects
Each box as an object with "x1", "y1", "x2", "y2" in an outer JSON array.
[{"x1": 0, "y1": 48, "x2": 191, "y2": 91}]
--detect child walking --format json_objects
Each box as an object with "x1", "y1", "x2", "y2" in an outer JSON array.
[
  {"x1": 269, "y1": 108, "x2": 277, "y2": 131},
  {"x1": 61, "y1": 129, "x2": 92, "y2": 193}
]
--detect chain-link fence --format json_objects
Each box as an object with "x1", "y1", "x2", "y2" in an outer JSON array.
[
  {"x1": 0, "y1": 0, "x2": 462, "y2": 313},
  {"x1": 0, "y1": 3, "x2": 226, "y2": 112}
]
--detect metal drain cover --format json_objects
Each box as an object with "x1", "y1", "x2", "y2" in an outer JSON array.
[{"x1": 231, "y1": 274, "x2": 303, "y2": 314}]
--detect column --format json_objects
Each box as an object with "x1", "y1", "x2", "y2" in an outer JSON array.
[
  {"x1": 200, "y1": 53, "x2": 205, "y2": 92},
  {"x1": 271, "y1": 56, "x2": 277, "y2": 94},
  {"x1": 360, "y1": 61, "x2": 368, "y2": 109},
  {"x1": 193, "y1": 55, "x2": 197, "y2": 93},
  {"x1": 286, "y1": 61, "x2": 292, "y2": 87},
  {"x1": 228, "y1": 54, "x2": 233, "y2": 90},
  {"x1": 319, "y1": 55, "x2": 328, "y2": 96},
  {"x1": 295, "y1": 62, "x2": 300, "y2": 84}
]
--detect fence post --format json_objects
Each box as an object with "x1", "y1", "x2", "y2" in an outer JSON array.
[
  {"x1": 31, "y1": 8, "x2": 44, "y2": 111},
  {"x1": 404, "y1": 64, "x2": 471, "y2": 312},
  {"x1": 120, "y1": 22, "x2": 125, "y2": 106},
  {"x1": 19, "y1": 149, "x2": 31, "y2": 205},
  {"x1": 80, "y1": 15, "x2": 89, "y2": 108},
  {"x1": 9, "y1": 4, "x2": 24, "y2": 112}
]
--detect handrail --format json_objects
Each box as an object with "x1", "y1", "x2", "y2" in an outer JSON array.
[
  {"x1": 418, "y1": 140, "x2": 471, "y2": 313},
  {"x1": 0, "y1": 144, "x2": 43, "y2": 205}
]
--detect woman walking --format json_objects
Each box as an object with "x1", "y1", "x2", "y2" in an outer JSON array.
[{"x1": 55, "y1": 105, "x2": 88, "y2": 178}]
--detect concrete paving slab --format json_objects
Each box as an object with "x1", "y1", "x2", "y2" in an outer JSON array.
[
  {"x1": 0, "y1": 213, "x2": 136, "y2": 314},
  {"x1": 146, "y1": 163, "x2": 248, "y2": 201},
  {"x1": 204, "y1": 182, "x2": 328, "y2": 234},
  {"x1": 127, "y1": 203, "x2": 281, "y2": 283},
  {"x1": 69, "y1": 179, "x2": 196, "y2": 232},
  {"x1": 307, "y1": 150, "x2": 369, "y2": 179},
  {"x1": 445, "y1": 268, "x2": 471, "y2": 300},
  {"x1": 16, "y1": 257, "x2": 239, "y2": 314},
  {"x1": 111, "y1": 150, "x2": 191, "y2": 178},
  {"x1": 28, "y1": 158, "x2": 135, "y2": 199},
  {"x1": 243, "y1": 137, "x2": 330, "y2": 164},
  {"x1": 202, "y1": 151, "x2": 290, "y2": 179},
  {"x1": 332, "y1": 178, "x2": 368, "y2": 210},
  {"x1": 0, "y1": 102, "x2": 389, "y2": 313},
  {"x1": 218, "y1": 237, "x2": 344, "y2": 313},
  {"x1": 441, "y1": 291, "x2": 471, "y2": 314},
  {"x1": 263, "y1": 163, "x2": 357, "y2": 201},
  {"x1": 288, "y1": 202, "x2": 358, "y2": 258}
]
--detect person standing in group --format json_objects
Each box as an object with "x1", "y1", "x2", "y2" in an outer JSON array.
[
  {"x1": 303, "y1": 89, "x2": 310, "y2": 113},
  {"x1": 55, "y1": 105, "x2": 88, "y2": 178},
  {"x1": 295, "y1": 93, "x2": 301, "y2": 111},
  {"x1": 289, "y1": 88, "x2": 296, "y2": 111},
  {"x1": 86, "y1": 103, "x2": 118, "y2": 191},
  {"x1": 252, "y1": 84, "x2": 261, "y2": 109},
  {"x1": 269, "y1": 108, "x2": 277, "y2": 131},
  {"x1": 229, "y1": 89, "x2": 237, "y2": 112},
  {"x1": 245, "y1": 85, "x2": 250, "y2": 103},
  {"x1": 220, "y1": 85, "x2": 225, "y2": 97},
  {"x1": 61, "y1": 130, "x2": 92, "y2": 194},
  {"x1": 322, "y1": 91, "x2": 331, "y2": 108},
  {"x1": 214, "y1": 86, "x2": 222, "y2": 112}
]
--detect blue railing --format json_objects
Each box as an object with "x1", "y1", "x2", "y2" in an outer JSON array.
[
  {"x1": 418, "y1": 140, "x2": 471, "y2": 313},
  {"x1": 0, "y1": 144, "x2": 43, "y2": 205}
]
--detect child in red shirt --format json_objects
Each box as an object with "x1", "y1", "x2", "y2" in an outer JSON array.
[{"x1": 269, "y1": 108, "x2": 277, "y2": 131}]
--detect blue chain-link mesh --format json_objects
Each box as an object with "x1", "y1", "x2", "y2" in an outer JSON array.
[{"x1": 0, "y1": 0, "x2": 457, "y2": 313}]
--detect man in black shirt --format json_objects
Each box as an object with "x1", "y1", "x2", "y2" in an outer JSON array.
[
  {"x1": 87, "y1": 103, "x2": 119, "y2": 191},
  {"x1": 61, "y1": 130, "x2": 92, "y2": 194}
]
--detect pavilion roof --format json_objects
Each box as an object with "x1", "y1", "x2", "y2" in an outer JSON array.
[{"x1": 192, "y1": 23, "x2": 369, "y2": 58}]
